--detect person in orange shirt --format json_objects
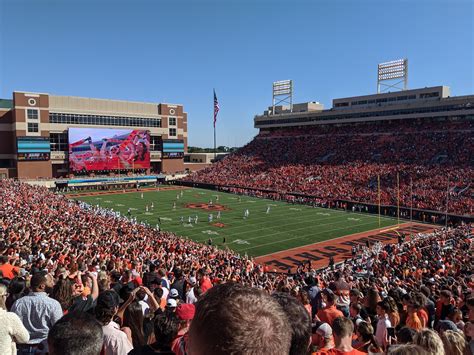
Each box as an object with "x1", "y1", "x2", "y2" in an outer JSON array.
[
  {"x1": 317, "y1": 289, "x2": 344, "y2": 327},
  {"x1": 197, "y1": 269, "x2": 213, "y2": 293},
  {"x1": 315, "y1": 317, "x2": 366, "y2": 355},
  {"x1": 0, "y1": 256, "x2": 19, "y2": 280},
  {"x1": 406, "y1": 302, "x2": 423, "y2": 331}
]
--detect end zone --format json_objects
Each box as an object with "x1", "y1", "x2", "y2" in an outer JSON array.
[{"x1": 255, "y1": 222, "x2": 436, "y2": 273}]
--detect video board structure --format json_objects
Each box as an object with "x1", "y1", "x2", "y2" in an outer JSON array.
[
  {"x1": 68, "y1": 127, "x2": 150, "y2": 173},
  {"x1": 17, "y1": 137, "x2": 51, "y2": 161}
]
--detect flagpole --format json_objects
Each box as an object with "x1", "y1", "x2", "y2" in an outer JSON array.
[{"x1": 214, "y1": 121, "x2": 216, "y2": 162}]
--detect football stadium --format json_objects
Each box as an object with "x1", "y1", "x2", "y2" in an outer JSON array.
[{"x1": 1, "y1": 1, "x2": 473, "y2": 354}]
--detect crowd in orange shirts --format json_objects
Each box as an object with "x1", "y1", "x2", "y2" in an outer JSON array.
[
  {"x1": 183, "y1": 120, "x2": 473, "y2": 216},
  {"x1": 0, "y1": 179, "x2": 473, "y2": 354}
]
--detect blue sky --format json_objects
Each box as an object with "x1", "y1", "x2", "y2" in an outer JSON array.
[{"x1": 0, "y1": 0, "x2": 472, "y2": 147}]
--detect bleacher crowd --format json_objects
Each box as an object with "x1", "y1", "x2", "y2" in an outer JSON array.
[
  {"x1": 0, "y1": 179, "x2": 473, "y2": 354},
  {"x1": 183, "y1": 120, "x2": 473, "y2": 216}
]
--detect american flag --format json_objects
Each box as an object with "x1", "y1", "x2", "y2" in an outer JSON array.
[{"x1": 213, "y1": 89, "x2": 220, "y2": 127}]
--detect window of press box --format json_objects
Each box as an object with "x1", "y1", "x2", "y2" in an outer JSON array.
[
  {"x1": 169, "y1": 128, "x2": 177, "y2": 137},
  {"x1": 169, "y1": 117, "x2": 177, "y2": 126},
  {"x1": 27, "y1": 109, "x2": 39, "y2": 120}
]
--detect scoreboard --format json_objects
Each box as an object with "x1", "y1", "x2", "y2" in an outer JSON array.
[{"x1": 17, "y1": 137, "x2": 51, "y2": 161}]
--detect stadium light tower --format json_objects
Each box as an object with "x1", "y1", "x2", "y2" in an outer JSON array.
[
  {"x1": 272, "y1": 80, "x2": 293, "y2": 115},
  {"x1": 377, "y1": 59, "x2": 408, "y2": 93}
]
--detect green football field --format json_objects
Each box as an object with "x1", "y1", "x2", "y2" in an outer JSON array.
[{"x1": 74, "y1": 187, "x2": 398, "y2": 257}]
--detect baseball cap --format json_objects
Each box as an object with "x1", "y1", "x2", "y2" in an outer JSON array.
[
  {"x1": 315, "y1": 322, "x2": 332, "y2": 338},
  {"x1": 170, "y1": 288, "x2": 179, "y2": 298},
  {"x1": 176, "y1": 304, "x2": 195, "y2": 320},
  {"x1": 97, "y1": 290, "x2": 121, "y2": 309},
  {"x1": 166, "y1": 299, "x2": 177, "y2": 308}
]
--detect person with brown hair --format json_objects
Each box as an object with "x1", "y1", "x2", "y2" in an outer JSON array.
[
  {"x1": 187, "y1": 283, "x2": 291, "y2": 355},
  {"x1": 353, "y1": 321, "x2": 381, "y2": 353},
  {"x1": 272, "y1": 292, "x2": 312, "y2": 355}
]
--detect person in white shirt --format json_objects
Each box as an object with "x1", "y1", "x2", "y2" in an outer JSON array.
[
  {"x1": 95, "y1": 290, "x2": 133, "y2": 355},
  {"x1": 186, "y1": 277, "x2": 200, "y2": 304},
  {"x1": 0, "y1": 284, "x2": 29, "y2": 355},
  {"x1": 375, "y1": 300, "x2": 391, "y2": 349}
]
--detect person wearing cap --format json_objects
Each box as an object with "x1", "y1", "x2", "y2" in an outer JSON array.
[
  {"x1": 169, "y1": 288, "x2": 182, "y2": 303},
  {"x1": 166, "y1": 298, "x2": 177, "y2": 311},
  {"x1": 186, "y1": 277, "x2": 201, "y2": 305},
  {"x1": 95, "y1": 290, "x2": 133, "y2": 355},
  {"x1": 311, "y1": 322, "x2": 334, "y2": 353},
  {"x1": 314, "y1": 317, "x2": 365, "y2": 355},
  {"x1": 317, "y1": 289, "x2": 344, "y2": 327},
  {"x1": 172, "y1": 304, "x2": 195, "y2": 355}
]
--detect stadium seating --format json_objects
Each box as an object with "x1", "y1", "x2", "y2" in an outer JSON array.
[
  {"x1": 183, "y1": 120, "x2": 473, "y2": 215},
  {"x1": 0, "y1": 179, "x2": 472, "y2": 354}
]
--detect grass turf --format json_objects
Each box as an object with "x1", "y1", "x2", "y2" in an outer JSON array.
[{"x1": 74, "y1": 187, "x2": 398, "y2": 257}]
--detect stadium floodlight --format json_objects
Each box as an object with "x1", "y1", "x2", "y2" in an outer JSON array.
[
  {"x1": 377, "y1": 59, "x2": 408, "y2": 93},
  {"x1": 272, "y1": 80, "x2": 293, "y2": 115}
]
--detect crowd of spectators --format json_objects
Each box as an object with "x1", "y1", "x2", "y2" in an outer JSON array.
[
  {"x1": 0, "y1": 179, "x2": 473, "y2": 354},
  {"x1": 183, "y1": 119, "x2": 473, "y2": 215}
]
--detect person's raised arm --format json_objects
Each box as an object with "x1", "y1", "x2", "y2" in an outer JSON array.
[
  {"x1": 117, "y1": 287, "x2": 139, "y2": 321},
  {"x1": 87, "y1": 272, "x2": 99, "y2": 301},
  {"x1": 140, "y1": 286, "x2": 159, "y2": 312}
]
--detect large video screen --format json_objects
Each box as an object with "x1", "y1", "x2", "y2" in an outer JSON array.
[
  {"x1": 162, "y1": 139, "x2": 184, "y2": 159},
  {"x1": 17, "y1": 137, "x2": 51, "y2": 161},
  {"x1": 69, "y1": 128, "x2": 150, "y2": 172}
]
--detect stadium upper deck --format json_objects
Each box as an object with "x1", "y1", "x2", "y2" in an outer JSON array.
[{"x1": 254, "y1": 86, "x2": 474, "y2": 129}]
